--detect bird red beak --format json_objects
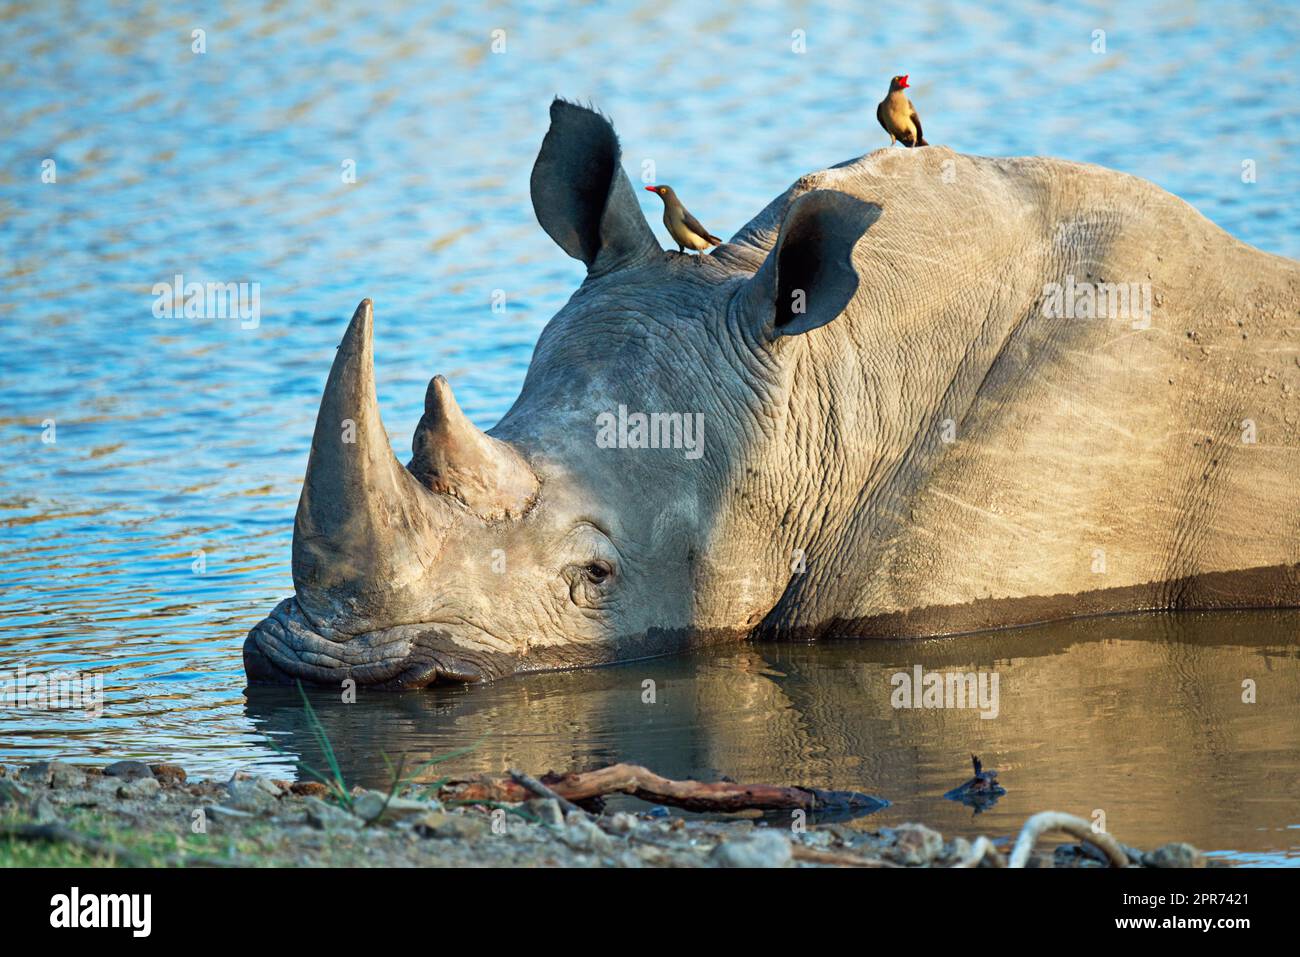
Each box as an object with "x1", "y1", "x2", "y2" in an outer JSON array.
[
  {"x1": 644, "y1": 185, "x2": 658, "y2": 192},
  {"x1": 899, "y1": 75, "x2": 910, "y2": 88}
]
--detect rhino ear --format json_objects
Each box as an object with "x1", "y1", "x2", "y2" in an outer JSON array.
[
  {"x1": 530, "y1": 99, "x2": 660, "y2": 276},
  {"x1": 741, "y1": 190, "x2": 881, "y2": 340}
]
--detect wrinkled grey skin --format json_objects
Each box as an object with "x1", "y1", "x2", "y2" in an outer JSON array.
[{"x1": 245, "y1": 99, "x2": 1300, "y2": 689}]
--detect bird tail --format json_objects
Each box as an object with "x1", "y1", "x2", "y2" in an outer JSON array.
[
  {"x1": 706, "y1": 234, "x2": 722, "y2": 245},
  {"x1": 916, "y1": 136, "x2": 928, "y2": 147}
]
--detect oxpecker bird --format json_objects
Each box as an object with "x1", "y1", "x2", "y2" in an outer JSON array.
[
  {"x1": 877, "y1": 74, "x2": 928, "y2": 148},
  {"x1": 645, "y1": 185, "x2": 722, "y2": 255}
]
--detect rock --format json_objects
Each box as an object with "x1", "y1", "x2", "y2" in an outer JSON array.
[
  {"x1": 1143, "y1": 842, "x2": 1206, "y2": 868},
  {"x1": 798, "y1": 828, "x2": 833, "y2": 848},
  {"x1": 885, "y1": 822, "x2": 945, "y2": 866},
  {"x1": 415, "y1": 811, "x2": 490, "y2": 840},
  {"x1": 48, "y1": 785, "x2": 104, "y2": 808},
  {"x1": 0, "y1": 778, "x2": 31, "y2": 806},
  {"x1": 290, "y1": 781, "x2": 332, "y2": 798},
  {"x1": 19, "y1": 763, "x2": 54, "y2": 786},
  {"x1": 948, "y1": 836, "x2": 973, "y2": 863},
  {"x1": 32, "y1": 794, "x2": 59, "y2": 823},
  {"x1": 149, "y1": 763, "x2": 187, "y2": 786},
  {"x1": 605, "y1": 811, "x2": 640, "y2": 834},
  {"x1": 351, "y1": 790, "x2": 441, "y2": 824},
  {"x1": 303, "y1": 797, "x2": 361, "y2": 831},
  {"x1": 54, "y1": 763, "x2": 87, "y2": 789},
  {"x1": 634, "y1": 844, "x2": 667, "y2": 864},
  {"x1": 103, "y1": 761, "x2": 153, "y2": 781},
  {"x1": 1054, "y1": 843, "x2": 1105, "y2": 867},
  {"x1": 350, "y1": 792, "x2": 387, "y2": 823},
  {"x1": 709, "y1": 830, "x2": 793, "y2": 868},
  {"x1": 223, "y1": 777, "x2": 279, "y2": 815},
  {"x1": 21, "y1": 761, "x2": 87, "y2": 789},
  {"x1": 564, "y1": 812, "x2": 613, "y2": 854},
  {"x1": 116, "y1": 777, "x2": 161, "y2": 799},
  {"x1": 524, "y1": 797, "x2": 565, "y2": 828}
]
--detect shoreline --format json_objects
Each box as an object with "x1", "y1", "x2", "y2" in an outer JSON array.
[{"x1": 0, "y1": 761, "x2": 1220, "y2": 869}]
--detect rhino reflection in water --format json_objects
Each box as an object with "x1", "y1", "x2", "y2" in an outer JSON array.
[{"x1": 244, "y1": 99, "x2": 1300, "y2": 689}]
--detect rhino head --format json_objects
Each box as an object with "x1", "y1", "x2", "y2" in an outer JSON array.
[{"x1": 244, "y1": 100, "x2": 878, "y2": 688}]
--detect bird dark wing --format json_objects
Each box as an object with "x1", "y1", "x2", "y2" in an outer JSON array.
[
  {"x1": 911, "y1": 108, "x2": 927, "y2": 146},
  {"x1": 682, "y1": 208, "x2": 720, "y2": 245},
  {"x1": 876, "y1": 100, "x2": 888, "y2": 133}
]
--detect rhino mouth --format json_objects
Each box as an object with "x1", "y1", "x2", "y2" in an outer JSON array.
[{"x1": 244, "y1": 598, "x2": 517, "y2": 690}]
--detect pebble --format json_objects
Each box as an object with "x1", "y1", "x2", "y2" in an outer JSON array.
[
  {"x1": 1143, "y1": 842, "x2": 1206, "y2": 868},
  {"x1": 22, "y1": 761, "x2": 88, "y2": 789},
  {"x1": 223, "y1": 777, "x2": 279, "y2": 815},
  {"x1": 290, "y1": 781, "x2": 331, "y2": 798},
  {"x1": 116, "y1": 776, "x2": 161, "y2": 799},
  {"x1": 351, "y1": 790, "x2": 441, "y2": 824},
  {"x1": 0, "y1": 778, "x2": 31, "y2": 806},
  {"x1": 303, "y1": 797, "x2": 362, "y2": 831},
  {"x1": 149, "y1": 763, "x2": 187, "y2": 786},
  {"x1": 103, "y1": 760, "x2": 154, "y2": 781},
  {"x1": 884, "y1": 822, "x2": 944, "y2": 866},
  {"x1": 415, "y1": 810, "x2": 490, "y2": 840},
  {"x1": 32, "y1": 795, "x2": 59, "y2": 823},
  {"x1": 949, "y1": 836, "x2": 973, "y2": 862},
  {"x1": 798, "y1": 829, "x2": 833, "y2": 848},
  {"x1": 604, "y1": 811, "x2": 640, "y2": 834},
  {"x1": 523, "y1": 797, "x2": 565, "y2": 828},
  {"x1": 19, "y1": 763, "x2": 54, "y2": 786},
  {"x1": 709, "y1": 830, "x2": 792, "y2": 868},
  {"x1": 564, "y1": 811, "x2": 613, "y2": 854}
]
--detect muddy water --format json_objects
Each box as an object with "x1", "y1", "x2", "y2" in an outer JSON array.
[
  {"x1": 1, "y1": 1, "x2": 1298, "y2": 864},
  {"x1": 244, "y1": 611, "x2": 1300, "y2": 865}
]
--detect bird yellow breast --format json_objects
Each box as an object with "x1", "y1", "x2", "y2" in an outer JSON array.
[
  {"x1": 882, "y1": 94, "x2": 916, "y2": 136},
  {"x1": 665, "y1": 208, "x2": 710, "y2": 250}
]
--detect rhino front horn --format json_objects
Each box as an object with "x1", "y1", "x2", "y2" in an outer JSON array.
[
  {"x1": 408, "y1": 375, "x2": 539, "y2": 520},
  {"x1": 292, "y1": 299, "x2": 452, "y2": 629}
]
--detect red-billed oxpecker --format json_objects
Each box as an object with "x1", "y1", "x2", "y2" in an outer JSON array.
[
  {"x1": 645, "y1": 184, "x2": 722, "y2": 254},
  {"x1": 877, "y1": 74, "x2": 928, "y2": 148}
]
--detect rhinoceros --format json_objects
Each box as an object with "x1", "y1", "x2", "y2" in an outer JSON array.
[{"x1": 244, "y1": 99, "x2": 1300, "y2": 689}]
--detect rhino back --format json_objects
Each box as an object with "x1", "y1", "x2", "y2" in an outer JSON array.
[{"x1": 746, "y1": 149, "x2": 1300, "y2": 637}]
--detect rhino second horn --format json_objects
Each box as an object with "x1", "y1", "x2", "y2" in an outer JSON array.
[
  {"x1": 408, "y1": 375, "x2": 539, "y2": 520},
  {"x1": 292, "y1": 299, "x2": 452, "y2": 629}
]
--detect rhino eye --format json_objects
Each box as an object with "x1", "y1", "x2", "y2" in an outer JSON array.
[{"x1": 584, "y1": 560, "x2": 613, "y2": 584}]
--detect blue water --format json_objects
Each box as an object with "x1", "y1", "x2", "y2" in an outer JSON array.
[{"x1": 1, "y1": 1, "x2": 1297, "y2": 861}]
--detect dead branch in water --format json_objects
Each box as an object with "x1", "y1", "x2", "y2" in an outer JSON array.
[
  {"x1": 950, "y1": 835, "x2": 1007, "y2": 868},
  {"x1": 442, "y1": 763, "x2": 885, "y2": 815},
  {"x1": 507, "y1": 768, "x2": 588, "y2": 818},
  {"x1": 1008, "y1": 811, "x2": 1130, "y2": 868}
]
